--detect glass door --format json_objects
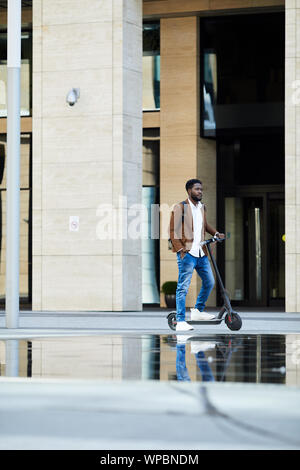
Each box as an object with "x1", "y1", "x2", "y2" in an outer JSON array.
[
  {"x1": 224, "y1": 190, "x2": 284, "y2": 307},
  {"x1": 268, "y1": 196, "x2": 285, "y2": 305},
  {"x1": 225, "y1": 195, "x2": 265, "y2": 306},
  {"x1": 244, "y1": 197, "x2": 264, "y2": 304}
]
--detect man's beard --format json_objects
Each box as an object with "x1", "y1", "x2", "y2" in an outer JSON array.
[{"x1": 191, "y1": 194, "x2": 202, "y2": 202}]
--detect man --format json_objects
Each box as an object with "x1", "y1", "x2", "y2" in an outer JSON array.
[{"x1": 169, "y1": 179, "x2": 225, "y2": 331}]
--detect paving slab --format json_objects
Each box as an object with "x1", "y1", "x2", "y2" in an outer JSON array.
[
  {"x1": 0, "y1": 377, "x2": 299, "y2": 450},
  {"x1": 0, "y1": 309, "x2": 300, "y2": 338}
]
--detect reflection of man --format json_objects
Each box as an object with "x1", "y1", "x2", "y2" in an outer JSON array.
[
  {"x1": 169, "y1": 179, "x2": 225, "y2": 331},
  {"x1": 176, "y1": 340, "x2": 215, "y2": 382}
]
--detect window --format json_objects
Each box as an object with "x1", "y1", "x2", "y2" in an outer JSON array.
[
  {"x1": 200, "y1": 14, "x2": 284, "y2": 137},
  {"x1": 142, "y1": 128, "x2": 160, "y2": 304},
  {"x1": 143, "y1": 22, "x2": 160, "y2": 111},
  {"x1": 202, "y1": 50, "x2": 217, "y2": 137},
  {"x1": 0, "y1": 31, "x2": 32, "y2": 117},
  {"x1": 0, "y1": 134, "x2": 32, "y2": 303}
]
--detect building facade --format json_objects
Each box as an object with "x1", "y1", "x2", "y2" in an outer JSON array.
[{"x1": 0, "y1": 0, "x2": 298, "y2": 312}]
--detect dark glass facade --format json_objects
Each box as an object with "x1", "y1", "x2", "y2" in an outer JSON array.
[
  {"x1": 201, "y1": 13, "x2": 284, "y2": 137},
  {"x1": 143, "y1": 21, "x2": 160, "y2": 110}
]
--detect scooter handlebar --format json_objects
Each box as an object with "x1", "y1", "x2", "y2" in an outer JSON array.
[{"x1": 201, "y1": 236, "x2": 226, "y2": 246}]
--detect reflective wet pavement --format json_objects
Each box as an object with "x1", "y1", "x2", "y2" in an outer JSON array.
[
  {"x1": 1, "y1": 333, "x2": 299, "y2": 386},
  {"x1": 0, "y1": 310, "x2": 300, "y2": 450}
]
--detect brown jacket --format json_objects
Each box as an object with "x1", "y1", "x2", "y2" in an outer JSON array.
[{"x1": 169, "y1": 198, "x2": 217, "y2": 257}]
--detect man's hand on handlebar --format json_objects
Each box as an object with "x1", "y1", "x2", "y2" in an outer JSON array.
[{"x1": 215, "y1": 232, "x2": 225, "y2": 240}]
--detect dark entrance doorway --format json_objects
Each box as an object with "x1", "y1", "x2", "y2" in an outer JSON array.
[
  {"x1": 217, "y1": 136, "x2": 285, "y2": 308},
  {"x1": 222, "y1": 188, "x2": 285, "y2": 307},
  {"x1": 200, "y1": 12, "x2": 285, "y2": 308}
]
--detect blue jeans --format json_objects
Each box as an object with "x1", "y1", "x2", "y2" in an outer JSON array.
[
  {"x1": 195, "y1": 351, "x2": 215, "y2": 382},
  {"x1": 176, "y1": 344, "x2": 215, "y2": 382},
  {"x1": 176, "y1": 345, "x2": 191, "y2": 382},
  {"x1": 176, "y1": 252, "x2": 215, "y2": 322}
]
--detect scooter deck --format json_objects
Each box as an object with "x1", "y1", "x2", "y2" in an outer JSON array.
[
  {"x1": 167, "y1": 311, "x2": 227, "y2": 331},
  {"x1": 186, "y1": 319, "x2": 223, "y2": 326}
]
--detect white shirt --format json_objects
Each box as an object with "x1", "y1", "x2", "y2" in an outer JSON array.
[{"x1": 188, "y1": 199, "x2": 205, "y2": 257}]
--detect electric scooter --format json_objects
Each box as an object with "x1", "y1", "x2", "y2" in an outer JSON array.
[
  {"x1": 167, "y1": 236, "x2": 242, "y2": 331},
  {"x1": 167, "y1": 334, "x2": 243, "y2": 382}
]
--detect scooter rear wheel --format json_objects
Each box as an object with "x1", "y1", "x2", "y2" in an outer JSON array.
[
  {"x1": 167, "y1": 312, "x2": 177, "y2": 331},
  {"x1": 225, "y1": 312, "x2": 242, "y2": 331}
]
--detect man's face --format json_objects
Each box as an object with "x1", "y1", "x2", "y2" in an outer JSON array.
[{"x1": 189, "y1": 183, "x2": 203, "y2": 202}]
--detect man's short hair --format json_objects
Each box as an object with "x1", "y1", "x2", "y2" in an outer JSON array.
[{"x1": 185, "y1": 179, "x2": 202, "y2": 192}]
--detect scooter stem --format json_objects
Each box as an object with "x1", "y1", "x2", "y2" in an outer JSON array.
[{"x1": 206, "y1": 242, "x2": 232, "y2": 313}]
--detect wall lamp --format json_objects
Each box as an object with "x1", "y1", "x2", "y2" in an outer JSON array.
[{"x1": 66, "y1": 88, "x2": 80, "y2": 106}]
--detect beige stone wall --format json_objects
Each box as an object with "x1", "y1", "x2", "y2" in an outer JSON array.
[
  {"x1": 160, "y1": 17, "x2": 217, "y2": 309},
  {"x1": 0, "y1": 340, "x2": 28, "y2": 377},
  {"x1": 0, "y1": 337, "x2": 145, "y2": 379},
  {"x1": 32, "y1": 0, "x2": 142, "y2": 311},
  {"x1": 286, "y1": 334, "x2": 300, "y2": 385},
  {"x1": 160, "y1": 17, "x2": 198, "y2": 308},
  {"x1": 31, "y1": 337, "x2": 123, "y2": 379},
  {"x1": 285, "y1": 0, "x2": 300, "y2": 312}
]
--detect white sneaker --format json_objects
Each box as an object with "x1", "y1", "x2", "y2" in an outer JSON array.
[
  {"x1": 177, "y1": 335, "x2": 193, "y2": 344},
  {"x1": 176, "y1": 321, "x2": 194, "y2": 331},
  {"x1": 190, "y1": 308, "x2": 215, "y2": 321},
  {"x1": 190, "y1": 341, "x2": 217, "y2": 354}
]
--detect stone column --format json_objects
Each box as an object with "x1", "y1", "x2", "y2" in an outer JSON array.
[
  {"x1": 160, "y1": 17, "x2": 217, "y2": 308},
  {"x1": 32, "y1": 0, "x2": 142, "y2": 311},
  {"x1": 285, "y1": 0, "x2": 300, "y2": 312}
]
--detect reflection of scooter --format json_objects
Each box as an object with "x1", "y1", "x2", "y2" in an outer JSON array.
[
  {"x1": 175, "y1": 336, "x2": 242, "y2": 382},
  {"x1": 167, "y1": 236, "x2": 242, "y2": 331}
]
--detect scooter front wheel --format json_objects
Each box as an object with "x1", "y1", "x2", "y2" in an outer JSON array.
[
  {"x1": 225, "y1": 312, "x2": 242, "y2": 331},
  {"x1": 167, "y1": 312, "x2": 177, "y2": 331}
]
